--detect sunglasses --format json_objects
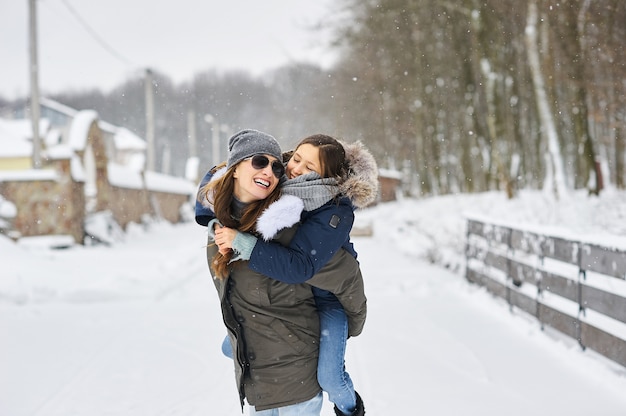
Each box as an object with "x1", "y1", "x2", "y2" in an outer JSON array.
[{"x1": 247, "y1": 154, "x2": 285, "y2": 179}]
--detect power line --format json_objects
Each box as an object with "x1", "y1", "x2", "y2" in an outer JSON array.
[{"x1": 58, "y1": 0, "x2": 134, "y2": 66}]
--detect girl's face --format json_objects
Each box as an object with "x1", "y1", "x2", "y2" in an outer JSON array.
[
  {"x1": 286, "y1": 143, "x2": 321, "y2": 179},
  {"x1": 233, "y1": 154, "x2": 281, "y2": 203}
]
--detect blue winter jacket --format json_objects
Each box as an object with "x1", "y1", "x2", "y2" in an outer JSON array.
[
  {"x1": 248, "y1": 196, "x2": 357, "y2": 283},
  {"x1": 195, "y1": 168, "x2": 357, "y2": 284}
]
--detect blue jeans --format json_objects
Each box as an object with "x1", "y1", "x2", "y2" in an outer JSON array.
[
  {"x1": 221, "y1": 334, "x2": 233, "y2": 358},
  {"x1": 248, "y1": 392, "x2": 323, "y2": 415},
  {"x1": 317, "y1": 305, "x2": 356, "y2": 415}
]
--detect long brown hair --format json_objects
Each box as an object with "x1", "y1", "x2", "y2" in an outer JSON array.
[{"x1": 198, "y1": 162, "x2": 282, "y2": 279}]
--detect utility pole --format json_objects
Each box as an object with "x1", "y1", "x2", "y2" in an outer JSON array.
[
  {"x1": 184, "y1": 110, "x2": 199, "y2": 182},
  {"x1": 144, "y1": 68, "x2": 155, "y2": 172},
  {"x1": 29, "y1": 0, "x2": 41, "y2": 169}
]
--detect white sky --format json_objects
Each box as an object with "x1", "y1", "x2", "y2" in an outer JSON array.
[{"x1": 0, "y1": 0, "x2": 338, "y2": 99}]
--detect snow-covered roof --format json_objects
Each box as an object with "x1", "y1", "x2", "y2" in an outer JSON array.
[
  {"x1": 0, "y1": 118, "x2": 50, "y2": 141},
  {"x1": 40, "y1": 97, "x2": 78, "y2": 117},
  {"x1": 97, "y1": 119, "x2": 117, "y2": 134},
  {"x1": 125, "y1": 153, "x2": 146, "y2": 172},
  {"x1": 114, "y1": 127, "x2": 146, "y2": 151},
  {"x1": 107, "y1": 162, "x2": 144, "y2": 190},
  {"x1": 379, "y1": 168, "x2": 403, "y2": 179},
  {"x1": 0, "y1": 169, "x2": 59, "y2": 182},
  {"x1": 144, "y1": 171, "x2": 196, "y2": 195},
  {"x1": 0, "y1": 119, "x2": 30, "y2": 142},
  {"x1": 0, "y1": 118, "x2": 53, "y2": 158},
  {"x1": 0, "y1": 136, "x2": 32, "y2": 158},
  {"x1": 108, "y1": 163, "x2": 195, "y2": 196},
  {"x1": 98, "y1": 120, "x2": 146, "y2": 152},
  {"x1": 3, "y1": 99, "x2": 146, "y2": 163},
  {"x1": 68, "y1": 110, "x2": 99, "y2": 152},
  {"x1": 45, "y1": 144, "x2": 73, "y2": 160}
]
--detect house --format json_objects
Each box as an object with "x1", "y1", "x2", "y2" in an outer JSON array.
[
  {"x1": 378, "y1": 168, "x2": 403, "y2": 202},
  {"x1": 0, "y1": 118, "x2": 49, "y2": 170},
  {"x1": 0, "y1": 98, "x2": 195, "y2": 245}
]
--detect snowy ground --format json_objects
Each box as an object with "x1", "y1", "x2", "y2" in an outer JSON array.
[{"x1": 2, "y1": 189, "x2": 626, "y2": 415}]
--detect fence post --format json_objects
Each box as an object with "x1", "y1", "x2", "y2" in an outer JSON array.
[
  {"x1": 576, "y1": 241, "x2": 586, "y2": 350},
  {"x1": 465, "y1": 219, "x2": 471, "y2": 282},
  {"x1": 506, "y1": 226, "x2": 513, "y2": 311}
]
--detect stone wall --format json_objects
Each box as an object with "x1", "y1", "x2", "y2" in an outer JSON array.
[
  {"x1": 104, "y1": 167, "x2": 194, "y2": 230},
  {"x1": 106, "y1": 185, "x2": 152, "y2": 230},
  {"x1": 0, "y1": 162, "x2": 85, "y2": 242},
  {"x1": 150, "y1": 191, "x2": 191, "y2": 224},
  {"x1": 0, "y1": 174, "x2": 193, "y2": 243},
  {"x1": 96, "y1": 185, "x2": 192, "y2": 230}
]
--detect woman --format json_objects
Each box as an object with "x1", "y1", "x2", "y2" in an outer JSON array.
[
  {"x1": 205, "y1": 134, "x2": 378, "y2": 416},
  {"x1": 197, "y1": 129, "x2": 323, "y2": 415}
]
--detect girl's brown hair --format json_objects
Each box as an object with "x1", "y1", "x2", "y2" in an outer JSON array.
[
  {"x1": 198, "y1": 162, "x2": 282, "y2": 279},
  {"x1": 296, "y1": 134, "x2": 347, "y2": 179}
]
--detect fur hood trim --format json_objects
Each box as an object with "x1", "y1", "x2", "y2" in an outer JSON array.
[
  {"x1": 256, "y1": 194, "x2": 304, "y2": 240},
  {"x1": 339, "y1": 140, "x2": 379, "y2": 208}
]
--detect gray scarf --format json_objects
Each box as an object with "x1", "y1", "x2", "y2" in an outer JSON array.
[{"x1": 281, "y1": 172, "x2": 340, "y2": 211}]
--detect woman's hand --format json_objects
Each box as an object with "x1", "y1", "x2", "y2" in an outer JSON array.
[{"x1": 214, "y1": 224, "x2": 238, "y2": 255}]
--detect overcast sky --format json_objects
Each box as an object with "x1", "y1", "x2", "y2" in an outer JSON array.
[{"x1": 0, "y1": 0, "x2": 338, "y2": 100}]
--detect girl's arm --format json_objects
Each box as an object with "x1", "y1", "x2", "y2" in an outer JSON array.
[
  {"x1": 249, "y1": 202, "x2": 354, "y2": 283},
  {"x1": 216, "y1": 201, "x2": 354, "y2": 283}
]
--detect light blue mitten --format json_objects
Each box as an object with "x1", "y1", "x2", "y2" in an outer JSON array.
[
  {"x1": 207, "y1": 218, "x2": 221, "y2": 241},
  {"x1": 229, "y1": 231, "x2": 258, "y2": 263}
]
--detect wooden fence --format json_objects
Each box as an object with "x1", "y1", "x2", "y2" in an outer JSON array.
[{"x1": 465, "y1": 218, "x2": 626, "y2": 368}]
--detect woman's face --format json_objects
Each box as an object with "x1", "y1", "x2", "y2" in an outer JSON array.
[
  {"x1": 233, "y1": 154, "x2": 281, "y2": 203},
  {"x1": 286, "y1": 143, "x2": 321, "y2": 179}
]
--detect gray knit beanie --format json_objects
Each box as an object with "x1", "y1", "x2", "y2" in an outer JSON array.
[{"x1": 226, "y1": 129, "x2": 283, "y2": 169}]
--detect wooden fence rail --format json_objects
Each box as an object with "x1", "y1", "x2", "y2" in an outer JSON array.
[{"x1": 465, "y1": 218, "x2": 626, "y2": 368}]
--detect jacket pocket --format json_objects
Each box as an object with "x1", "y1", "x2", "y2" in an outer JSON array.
[
  {"x1": 231, "y1": 274, "x2": 272, "y2": 307},
  {"x1": 268, "y1": 318, "x2": 316, "y2": 355},
  {"x1": 267, "y1": 280, "x2": 299, "y2": 306}
]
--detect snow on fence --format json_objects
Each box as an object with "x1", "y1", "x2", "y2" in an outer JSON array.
[{"x1": 465, "y1": 218, "x2": 626, "y2": 368}]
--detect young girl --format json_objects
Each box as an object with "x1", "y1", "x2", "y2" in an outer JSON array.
[{"x1": 206, "y1": 134, "x2": 378, "y2": 416}]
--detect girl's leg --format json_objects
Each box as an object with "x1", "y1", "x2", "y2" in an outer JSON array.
[
  {"x1": 317, "y1": 307, "x2": 356, "y2": 415},
  {"x1": 249, "y1": 407, "x2": 278, "y2": 416},
  {"x1": 221, "y1": 334, "x2": 233, "y2": 358}
]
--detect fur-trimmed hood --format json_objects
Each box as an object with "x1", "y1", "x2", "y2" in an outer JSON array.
[
  {"x1": 338, "y1": 140, "x2": 379, "y2": 209},
  {"x1": 255, "y1": 140, "x2": 378, "y2": 239}
]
